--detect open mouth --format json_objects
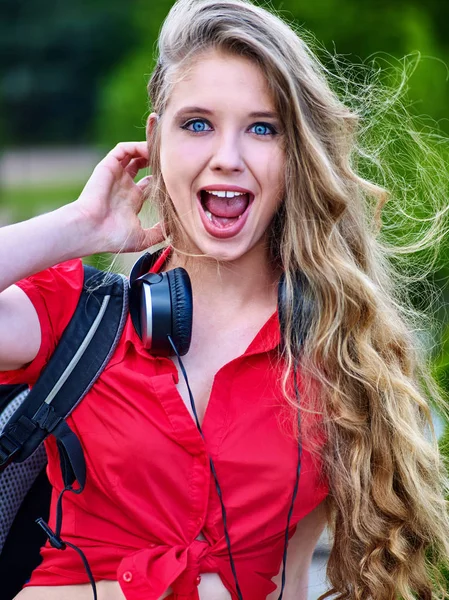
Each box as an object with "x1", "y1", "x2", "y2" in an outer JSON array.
[{"x1": 198, "y1": 189, "x2": 253, "y2": 229}]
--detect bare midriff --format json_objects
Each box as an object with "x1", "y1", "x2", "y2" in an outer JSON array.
[{"x1": 14, "y1": 573, "x2": 232, "y2": 600}]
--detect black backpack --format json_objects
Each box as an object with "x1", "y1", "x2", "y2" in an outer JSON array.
[{"x1": 0, "y1": 265, "x2": 128, "y2": 599}]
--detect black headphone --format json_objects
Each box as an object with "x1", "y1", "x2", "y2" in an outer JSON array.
[{"x1": 129, "y1": 248, "x2": 193, "y2": 356}]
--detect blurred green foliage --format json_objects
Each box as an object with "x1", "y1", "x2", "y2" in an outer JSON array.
[
  {"x1": 0, "y1": 0, "x2": 138, "y2": 144},
  {"x1": 93, "y1": 0, "x2": 449, "y2": 144},
  {"x1": 2, "y1": 0, "x2": 449, "y2": 146}
]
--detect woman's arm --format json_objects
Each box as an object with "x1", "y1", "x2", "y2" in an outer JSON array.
[
  {"x1": 267, "y1": 500, "x2": 328, "y2": 600},
  {"x1": 0, "y1": 205, "x2": 98, "y2": 370},
  {"x1": 0, "y1": 142, "x2": 163, "y2": 371}
]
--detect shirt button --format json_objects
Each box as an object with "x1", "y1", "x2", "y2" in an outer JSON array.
[
  {"x1": 195, "y1": 575, "x2": 202, "y2": 585},
  {"x1": 123, "y1": 571, "x2": 133, "y2": 583},
  {"x1": 196, "y1": 517, "x2": 203, "y2": 527}
]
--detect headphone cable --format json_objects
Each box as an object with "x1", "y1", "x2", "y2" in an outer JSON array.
[
  {"x1": 168, "y1": 336, "x2": 244, "y2": 600},
  {"x1": 168, "y1": 336, "x2": 302, "y2": 600},
  {"x1": 36, "y1": 485, "x2": 98, "y2": 600}
]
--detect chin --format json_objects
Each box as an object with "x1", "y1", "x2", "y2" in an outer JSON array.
[
  {"x1": 198, "y1": 244, "x2": 247, "y2": 263},
  {"x1": 197, "y1": 236, "x2": 262, "y2": 265},
  {"x1": 175, "y1": 220, "x2": 262, "y2": 264}
]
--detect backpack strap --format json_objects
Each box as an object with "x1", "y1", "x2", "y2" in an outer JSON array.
[{"x1": 0, "y1": 265, "x2": 128, "y2": 491}]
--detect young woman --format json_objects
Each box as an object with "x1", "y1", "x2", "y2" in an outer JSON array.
[{"x1": 1, "y1": 1, "x2": 448, "y2": 599}]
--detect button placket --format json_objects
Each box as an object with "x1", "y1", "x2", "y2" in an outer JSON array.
[{"x1": 186, "y1": 449, "x2": 210, "y2": 539}]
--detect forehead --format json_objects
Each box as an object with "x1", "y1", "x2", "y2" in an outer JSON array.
[{"x1": 165, "y1": 50, "x2": 275, "y2": 114}]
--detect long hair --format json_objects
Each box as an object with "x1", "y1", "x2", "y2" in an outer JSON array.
[{"x1": 146, "y1": 1, "x2": 449, "y2": 597}]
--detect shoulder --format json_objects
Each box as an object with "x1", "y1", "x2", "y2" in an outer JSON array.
[
  {"x1": 17, "y1": 259, "x2": 85, "y2": 340},
  {"x1": 18, "y1": 259, "x2": 85, "y2": 298}
]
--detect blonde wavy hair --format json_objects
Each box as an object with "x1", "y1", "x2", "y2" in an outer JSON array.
[{"x1": 146, "y1": 0, "x2": 449, "y2": 597}]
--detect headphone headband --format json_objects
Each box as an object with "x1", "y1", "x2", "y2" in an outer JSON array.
[{"x1": 129, "y1": 248, "x2": 166, "y2": 286}]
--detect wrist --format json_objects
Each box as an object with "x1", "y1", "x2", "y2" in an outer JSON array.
[{"x1": 56, "y1": 202, "x2": 105, "y2": 259}]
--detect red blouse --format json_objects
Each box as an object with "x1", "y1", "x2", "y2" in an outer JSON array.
[{"x1": 0, "y1": 257, "x2": 328, "y2": 600}]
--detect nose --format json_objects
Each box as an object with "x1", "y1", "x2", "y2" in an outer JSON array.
[{"x1": 208, "y1": 131, "x2": 245, "y2": 173}]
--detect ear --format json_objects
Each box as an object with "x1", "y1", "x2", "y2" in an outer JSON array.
[{"x1": 146, "y1": 112, "x2": 159, "y2": 141}]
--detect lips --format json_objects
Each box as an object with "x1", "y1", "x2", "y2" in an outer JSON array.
[{"x1": 196, "y1": 187, "x2": 254, "y2": 239}]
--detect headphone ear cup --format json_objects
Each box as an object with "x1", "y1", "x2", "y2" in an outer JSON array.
[{"x1": 167, "y1": 268, "x2": 193, "y2": 356}]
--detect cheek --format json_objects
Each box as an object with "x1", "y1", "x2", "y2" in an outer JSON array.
[
  {"x1": 160, "y1": 138, "x2": 205, "y2": 195},
  {"x1": 263, "y1": 147, "x2": 285, "y2": 196},
  {"x1": 261, "y1": 151, "x2": 285, "y2": 220}
]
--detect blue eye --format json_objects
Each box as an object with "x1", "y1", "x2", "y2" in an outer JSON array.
[
  {"x1": 250, "y1": 122, "x2": 277, "y2": 136},
  {"x1": 182, "y1": 119, "x2": 212, "y2": 133}
]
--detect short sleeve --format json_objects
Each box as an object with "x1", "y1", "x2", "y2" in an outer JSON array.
[{"x1": 0, "y1": 260, "x2": 84, "y2": 385}]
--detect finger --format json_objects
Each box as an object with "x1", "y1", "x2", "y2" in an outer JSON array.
[
  {"x1": 121, "y1": 153, "x2": 149, "y2": 171},
  {"x1": 140, "y1": 222, "x2": 166, "y2": 249},
  {"x1": 136, "y1": 175, "x2": 153, "y2": 191},
  {"x1": 112, "y1": 141, "x2": 149, "y2": 161},
  {"x1": 100, "y1": 142, "x2": 149, "y2": 170},
  {"x1": 126, "y1": 157, "x2": 150, "y2": 180},
  {"x1": 120, "y1": 155, "x2": 133, "y2": 169}
]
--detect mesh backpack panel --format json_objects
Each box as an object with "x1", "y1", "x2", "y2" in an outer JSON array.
[{"x1": 0, "y1": 389, "x2": 47, "y2": 552}]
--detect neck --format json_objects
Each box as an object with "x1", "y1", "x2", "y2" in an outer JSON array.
[{"x1": 167, "y1": 241, "x2": 281, "y2": 315}]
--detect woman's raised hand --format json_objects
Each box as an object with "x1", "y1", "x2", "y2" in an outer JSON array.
[{"x1": 74, "y1": 142, "x2": 165, "y2": 254}]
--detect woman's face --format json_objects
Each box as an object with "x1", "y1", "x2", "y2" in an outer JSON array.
[{"x1": 155, "y1": 50, "x2": 285, "y2": 263}]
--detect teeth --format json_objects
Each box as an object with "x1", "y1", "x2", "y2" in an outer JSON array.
[
  {"x1": 205, "y1": 190, "x2": 245, "y2": 198},
  {"x1": 204, "y1": 209, "x2": 213, "y2": 221}
]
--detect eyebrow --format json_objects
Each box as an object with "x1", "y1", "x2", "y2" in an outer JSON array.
[{"x1": 174, "y1": 106, "x2": 279, "y2": 119}]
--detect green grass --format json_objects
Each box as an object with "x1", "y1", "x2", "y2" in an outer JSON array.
[{"x1": 0, "y1": 183, "x2": 85, "y2": 223}]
